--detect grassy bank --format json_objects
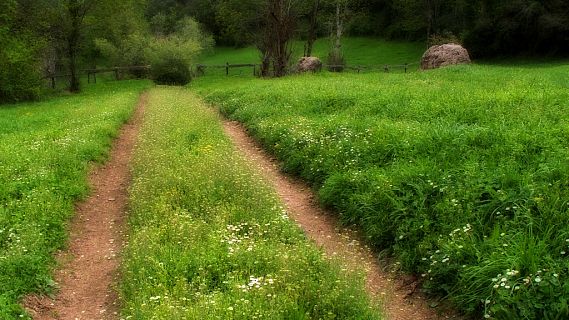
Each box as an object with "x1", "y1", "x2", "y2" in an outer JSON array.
[
  {"x1": 0, "y1": 80, "x2": 150, "y2": 318},
  {"x1": 198, "y1": 37, "x2": 426, "y2": 68},
  {"x1": 119, "y1": 87, "x2": 380, "y2": 319},
  {"x1": 193, "y1": 62, "x2": 569, "y2": 319}
]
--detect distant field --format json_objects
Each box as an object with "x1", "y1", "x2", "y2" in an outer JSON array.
[
  {"x1": 198, "y1": 37, "x2": 426, "y2": 67},
  {"x1": 0, "y1": 81, "x2": 150, "y2": 318},
  {"x1": 193, "y1": 62, "x2": 569, "y2": 319}
]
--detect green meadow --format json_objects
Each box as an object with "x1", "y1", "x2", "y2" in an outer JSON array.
[
  {"x1": 193, "y1": 60, "x2": 569, "y2": 318},
  {"x1": 198, "y1": 37, "x2": 426, "y2": 69},
  {"x1": 0, "y1": 80, "x2": 150, "y2": 318}
]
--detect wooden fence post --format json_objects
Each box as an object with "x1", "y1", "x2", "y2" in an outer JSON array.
[
  {"x1": 114, "y1": 68, "x2": 119, "y2": 80},
  {"x1": 226, "y1": 62, "x2": 229, "y2": 76},
  {"x1": 405, "y1": 63, "x2": 408, "y2": 73}
]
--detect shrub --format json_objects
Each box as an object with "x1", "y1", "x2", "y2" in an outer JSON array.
[
  {"x1": 0, "y1": 36, "x2": 44, "y2": 103},
  {"x1": 146, "y1": 18, "x2": 212, "y2": 85},
  {"x1": 150, "y1": 56, "x2": 191, "y2": 85}
]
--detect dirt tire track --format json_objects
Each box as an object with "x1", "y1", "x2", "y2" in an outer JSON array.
[
  {"x1": 23, "y1": 93, "x2": 148, "y2": 320},
  {"x1": 223, "y1": 120, "x2": 460, "y2": 320}
]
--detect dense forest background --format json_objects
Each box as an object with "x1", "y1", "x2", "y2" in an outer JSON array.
[
  {"x1": 1, "y1": 0, "x2": 568, "y2": 103},
  {"x1": 163, "y1": 0, "x2": 569, "y2": 57}
]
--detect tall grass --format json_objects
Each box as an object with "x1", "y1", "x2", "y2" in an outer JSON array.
[
  {"x1": 0, "y1": 80, "x2": 151, "y2": 318},
  {"x1": 119, "y1": 87, "x2": 380, "y2": 319},
  {"x1": 193, "y1": 62, "x2": 569, "y2": 319}
]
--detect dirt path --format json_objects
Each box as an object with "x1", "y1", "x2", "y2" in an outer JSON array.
[
  {"x1": 223, "y1": 120, "x2": 460, "y2": 320},
  {"x1": 23, "y1": 93, "x2": 147, "y2": 320}
]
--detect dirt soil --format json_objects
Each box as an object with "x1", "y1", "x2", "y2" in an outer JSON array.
[
  {"x1": 23, "y1": 93, "x2": 147, "y2": 320},
  {"x1": 223, "y1": 120, "x2": 461, "y2": 320}
]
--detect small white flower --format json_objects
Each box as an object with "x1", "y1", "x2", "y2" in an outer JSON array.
[{"x1": 535, "y1": 277, "x2": 542, "y2": 283}]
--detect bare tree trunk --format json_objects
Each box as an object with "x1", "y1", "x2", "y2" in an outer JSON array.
[
  {"x1": 327, "y1": 0, "x2": 345, "y2": 72},
  {"x1": 64, "y1": 0, "x2": 93, "y2": 93},
  {"x1": 335, "y1": 2, "x2": 342, "y2": 54},
  {"x1": 304, "y1": 0, "x2": 320, "y2": 57},
  {"x1": 68, "y1": 9, "x2": 81, "y2": 92}
]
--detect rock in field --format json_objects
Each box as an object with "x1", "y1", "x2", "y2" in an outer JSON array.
[
  {"x1": 297, "y1": 57, "x2": 323, "y2": 73},
  {"x1": 420, "y1": 43, "x2": 471, "y2": 70}
]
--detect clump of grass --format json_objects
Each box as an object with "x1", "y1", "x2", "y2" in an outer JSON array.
[
  {"x1": 0, "y1": 80, "x2": 151, "y2": 319},
  {"x1": 120, "y1": 87, "x2": 380, "y2": 319},
  {"x1": 192, "y1": 62, "x2": 569, "y2": 318}
]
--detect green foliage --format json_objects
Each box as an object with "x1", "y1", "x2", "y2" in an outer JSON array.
[
  {"x1": 146, "y1": 18, "x2": 211, "y2": 85},
  {"x1": 193, "y1": 62, "x2": 569, "y2": 318},
  {"x1": 120, "y1": 87, "x2": 381, "y2": 319},
  {"x1": 215, "y1": 0, "x2": 264, "y2": 46},
  {"x1": 0, "y1": 0, "x2": 46, "y2": 103},
  {"x1": 0, "y1": 80, "x2": 151, "y2": 318},
  {"x1": 150, "y1": 57, "x2": 192, "y2": 85},
  {"x1": 0, "y1": 36, "x2": 44, "y2": 103},
  {"x1": 94, "y1": 33, "x2": 149, "y2": 72}
]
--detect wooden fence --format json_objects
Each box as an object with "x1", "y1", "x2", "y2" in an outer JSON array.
[
  {"x1": 194, "y1": 62, "x2": 419, "y2": 77},
  {"x1": 195, "y1": 63, "x2": 259, "y2": 77},
  {"x1": 44, "y1": 65, "x2": 150, "y2": 89}
]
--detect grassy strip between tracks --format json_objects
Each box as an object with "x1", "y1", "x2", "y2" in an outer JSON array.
[{"x1": 119, "y1": 87, "x2": 380, "y2": 319}]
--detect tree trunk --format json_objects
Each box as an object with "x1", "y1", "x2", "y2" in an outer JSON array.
[
  {"x1": 64, "y1": 0, "x2": 93, "y2": 93},
  {"x1": 67, "y1": 26, "x2": 80, "y2": 92},
  {"x1": 304, "y1": 0, "x2": 320, "y2": 57},
  {"x1": 335, "y1": 2, "x2": 342, "y2": 54}
]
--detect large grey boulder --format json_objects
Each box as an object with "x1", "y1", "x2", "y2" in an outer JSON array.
[
  {"x1": 421, "y1": 43, "x2": 471, "y2": 70},
  {"x1": 297, "y1": 56, "x2": 322, "y2": 73}
]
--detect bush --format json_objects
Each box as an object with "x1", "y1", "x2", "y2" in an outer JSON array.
[
  {"x1": 0, "y1": 37, "x2": 44, "y2": 103},
  {"x1": 145, "y1": 18, "x2": 211, "y2": 85},
  {"x1": 150, "y1": 56, "x2": 191, "y2": 85}
]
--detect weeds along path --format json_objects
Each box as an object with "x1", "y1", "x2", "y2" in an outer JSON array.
[
  {"x1": 24, "y1": 93, "x2": 147, "y2": 320},
  {"x1": 222, "y1": 120, "x2": 455, "y2": 320}
]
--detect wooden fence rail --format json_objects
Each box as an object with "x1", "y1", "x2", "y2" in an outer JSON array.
[
  {"x1": 43, "y1": 65, "x2": 151, "y2": 88},
  {"x1": 194, "y1": 61, "x2": 419, "y2": 77},
  {"x1": 195, "y1": 63, "x2": 259, "y2": 77}
]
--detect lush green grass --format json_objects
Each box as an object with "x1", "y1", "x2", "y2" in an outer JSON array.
[
  {"x1": 0, "y1": 80, "x2": 151, "y2": 318},
  {"x1": 120, "y1": 87, "x2": 381, "y2": 319},
  {"x1": 198, "y1": 37, "x2": 426, "y2": 67},
  {"x1": 192, "y1": 62, "x2": 569, "y2": 319}
]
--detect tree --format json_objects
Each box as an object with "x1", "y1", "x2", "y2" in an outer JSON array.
[
  {"x1": 258, "y1": 0, "x2": 297, "y2": 77},
  {"x1": 58, "y1": 0, "x2": 95, "y2": 93},
  {"x1": 326, "y1": 0, "x2": 351, "y2": 71},
  {"x1": 304, "y1": 0, "x2": 320, "y2": 57}
]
